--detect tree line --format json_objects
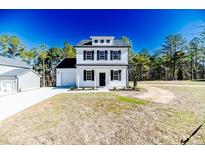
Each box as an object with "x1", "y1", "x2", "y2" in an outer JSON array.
[
  {"x1": 1, "y1": 29, "x2": 205, "y2": 88},
  {"x1": 0, "y1": 34, "x2": 76, "y2": 87},
  {"x1": 124, "y1": 28, "x2": 205, "y2": 88}
]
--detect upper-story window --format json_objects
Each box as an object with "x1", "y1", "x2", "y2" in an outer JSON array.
[
  {"x1": 106, "y1": 40, "x2": 110, "y2": 43},
  {"x1": 110, "y1": 50, "x2": 121, "y2": 60},
  {"x1": 100, "y1": 40, "x2": 104, "y2": 43},
  {"x1": 83, "y1": 51, "x2": 94, "y2": 60},
  {"x1": 97, "y1": 50, "x2": 108, "y2": 60},
  {"x1": 94, "y1": 40, "x2": 98, "y2": 43}
]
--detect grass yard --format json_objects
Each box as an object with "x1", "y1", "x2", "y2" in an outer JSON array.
[{"x1": 0, "y1": 81, "x2": 205, "y2": 144}]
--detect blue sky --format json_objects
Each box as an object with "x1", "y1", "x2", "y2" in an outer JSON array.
[{"x1": 0, "y1": 10, "x2": 205, "y2": 53}]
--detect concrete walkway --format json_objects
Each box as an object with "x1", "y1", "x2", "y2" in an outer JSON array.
[
  {"x1": 0, "y1": 87, "x2": 110, "y2": 121},
  {"x1": 0, "y1": 87, "x2": 68, "y2": 121}
]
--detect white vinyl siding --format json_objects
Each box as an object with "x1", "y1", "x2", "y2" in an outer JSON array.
[
  {"x1": 18, "y1": 71, "x2": 40, "y2": 91},
  {"x1": 56, "y1": 68, "x2": 76, "y2": 87}
]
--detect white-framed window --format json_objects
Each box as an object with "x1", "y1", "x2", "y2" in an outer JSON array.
[
  {"x1": 84, "y1": 51, "x2": 93, "y2": 60},
  {"x1": 94, "y1": 40, "x2": 98, "y2": 43},
  {"x1": 100, "y1": 40, "x2": 104, "y2": 43},
  {"x1": 106, "y1": 40, "x2": 110, "y2": 43},
  {"x1": 86, "y1": 51, "x2": 92, "y2": 60},
  {"x1": 97, "y1": 50, "x2": 107, "y2": 60},
  {"x1": 113, "y1": 70, "x2": 119, "y2": 80},
  {"x1": 111, "y1": 70, "x2": 121, "y2": 81},
  {"x1": 99, "y1": 51, "x2": 105, "y2": 60},
  {"x1": 84, "y1": 70, "x2": 94, "y2": 81},
  {"x1": 110, "y1": 50, "x2": 121, "y2": 60},
  {"x1": 86, "y1": 70, "x2": 92, "y2": 80},
  {"x1": 113, "y1": 51, "x2": 120, "y2": 60}
]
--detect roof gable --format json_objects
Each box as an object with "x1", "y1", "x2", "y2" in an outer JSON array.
[
  {"x1": 0, "y1": 56, "x2": 32, "y2": 69},
  {"x1": 55, "y1": 58, "x2": 76, "y2": 68},
  {"x1": 0, "y1": 69, "x2": 30, "y2": 77},
  {"x1": 0, "y1": 68, "x2": 41, "y2": 78}
]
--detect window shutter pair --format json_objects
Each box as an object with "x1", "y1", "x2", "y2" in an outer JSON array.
[
  {"x1": 110, "y1": 70, "x2": 121, "y2": 81},
  {"x1": 83, "y1": 51, "x2": 94, "y2": 60},
  {"x1": 83, "y1": 70, "x2": 94, "y2": 81},
  {"x1": 118, "y1": 50, "x2": 121, "y2": 60}
]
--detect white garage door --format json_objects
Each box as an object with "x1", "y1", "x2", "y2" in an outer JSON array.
[
  {"x1": 61, "y1": 69, "x2": 76, "y2": 87},
  {"x1": 1, "y1": 80, "x2": 16, "y2": 92}
]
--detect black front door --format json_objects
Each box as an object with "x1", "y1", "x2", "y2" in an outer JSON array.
[{"x1": 99, "y1": 73, "x2": 106, "y2": 86}]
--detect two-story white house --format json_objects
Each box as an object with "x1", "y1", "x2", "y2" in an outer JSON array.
[{"x1": 56, "y1": 36, "x2": 130, "y2": 89}]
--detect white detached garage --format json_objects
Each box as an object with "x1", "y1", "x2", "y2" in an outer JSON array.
[
  {"x1": 0, "y1": 56, "x2": 41, "y2": 93},
  {"x1": 56, "y1": 58, "x2": 76, "y2": 87},
  {"x1": 0, "y1": 69, "x2": 41, "y2": 92}
]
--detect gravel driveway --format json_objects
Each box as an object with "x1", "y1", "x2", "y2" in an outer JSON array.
[{"x1": 0, "y1": 88, "x2": 68, "y2": 121}]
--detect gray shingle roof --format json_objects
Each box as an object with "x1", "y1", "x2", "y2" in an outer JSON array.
[
  {"x1": 75, "y1": 39, "x2": 130, "y2": 47},
  {"x1": 0, "y1": 56, "x2": 32, "y2": 69},
  {"x1": 0, "y1": 69, "x2": 30, "y2": 77}
]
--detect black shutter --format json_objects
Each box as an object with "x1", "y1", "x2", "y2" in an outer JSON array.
[
  {"x1": 119, "y1": 70, "x2": 121, "y2": 81},
  {"x1": 97, "y1": 50, "x2": 99, "y2": 60},
  {"x1": 83, "y1": 51, "x2": 86, "y2": 60},
  {"x1": 118, "y1": 50, "x2": 121, "y2": 60},
  {"x1": 110, "y1": 50, "x2": 113, "y2": 60},
  {"x1": 92, "y1": 50, "x2": 94, "y2": 60},
  {"x1": 84, "y1": 70, "x2": 86, "y2": 81},
  {"x1": 105, "y1": 50, "x2": 107, "y2": 60},
  {"x1": 111, "y1": 70, "x2": 113, "y2": 80},
  {"x1": 92, "y1": 70, "x2": 94, "y2": 81}
]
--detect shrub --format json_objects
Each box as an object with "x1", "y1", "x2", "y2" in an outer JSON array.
[{"x1": 113, "y1": 87, "x2": 116, "y2": 90}]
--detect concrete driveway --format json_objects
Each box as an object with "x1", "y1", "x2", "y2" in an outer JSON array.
[{"x1": 0, "y1": 87, "x2": 68, "y2": 121}]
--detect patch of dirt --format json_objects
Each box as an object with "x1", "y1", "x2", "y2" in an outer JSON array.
[{"x1": 134, "y1": 86, "x2": 175, "y2": 104}]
